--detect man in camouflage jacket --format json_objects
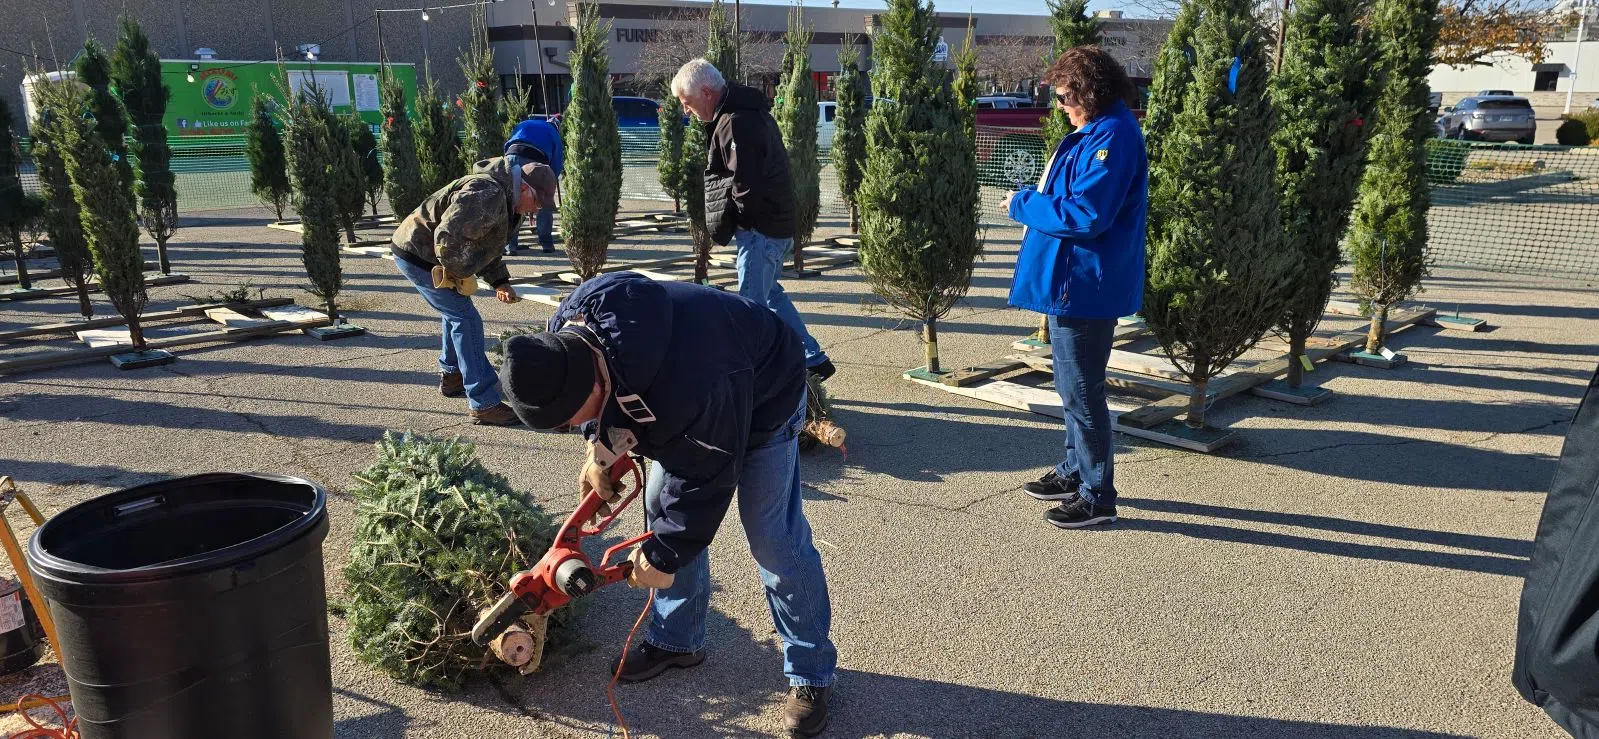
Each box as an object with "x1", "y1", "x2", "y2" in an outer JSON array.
[{"x1": 391, "y1": 156, "x2": 557, "y2": 425}]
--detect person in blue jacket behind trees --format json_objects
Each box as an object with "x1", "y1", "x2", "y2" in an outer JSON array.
[
  {"x1": 1004, "y1": 46, "x2": 1148, "y2": 530},
  {"x1": 503, "y1": 116, "x2": 565, "y2": 254},
  {"x1": 497, "y1": 271, "x2": 838, "y2": 737}
]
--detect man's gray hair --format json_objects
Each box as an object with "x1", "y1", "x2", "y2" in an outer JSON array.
[{"x1": 671, "y1": 58, "x2": 726, "y2": 98}]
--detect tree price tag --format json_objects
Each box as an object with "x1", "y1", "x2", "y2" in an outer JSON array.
[
  {"x1": 1298, "y1": 355, "x2": 1315, "y2": 372},
  {"x1": 1378, "y1": 347, "x2": 1397, "y2": 361},
  {"x1": 0, "y1": 592, "x2": 24, "y2": 633}
]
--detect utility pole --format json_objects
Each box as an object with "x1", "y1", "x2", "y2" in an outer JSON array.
[
  {"x1": 735, "y1": 0, "x2": 742, "y2": 82},
  {"x1": 529, "y1": 0, "x2": 555, "y2": 113},
  {"x1": 1566, "y1": 0, "x2": 1590, "y2": 114},
  {"x1": 1273, "y1": 0, "x2": 1290, "y2": 72}
]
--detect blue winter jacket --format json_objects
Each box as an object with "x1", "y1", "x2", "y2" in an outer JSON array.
[
  {"x1": 548, "y1": 272, "x2": 805, "y2": 574},
  {"x1": 1007, "y1": 100, "x2": 1148, "y2": 319},
  {"x1": 505, "y1": 119, "x2": 565, "y2": 177}
]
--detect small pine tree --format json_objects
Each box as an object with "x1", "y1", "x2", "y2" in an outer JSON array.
[
  {"x1": 59, "y1": 92, "x2": 149, "y2": 349},
  {"x1": 833, "y1": 37, "x2": 868, "y2": 231},
  {"x1": 682, "y1": 121, "x2": 712, "y2": 283},
  {"x1": 332, "y1": 117, "x2": 369, "y2": 243},
  {"x1": 858, "y1": 0, "x2": 982, "y2": 374},
  {"x1": 415, "y1": 77, "x2": 465, "y2": 197},
  {"x1": 0, "y1": 94, "x2": 34, "y2": 290},
  {"x1": 246, "y1": 96, "x2": 293, "y2": 220},
  {"x1": 1348, "y1": 0, "x2": 1439, "y2": 355},
  {"x1": 1270, "y1": 0, "x2": 1374, "y2": 387},
  {"x1": 952, "y1": 28, "x2": 979, "y2": 141},
  {"x1": 112, "y1": 17, "x2": 178, "y2": 275},
  {"x1": 1142, "y1": 0, "x2": 1292, "y2": 428},
  {"x1": 351, "y1": 119, "x2": 385, "y2": 218},
  {"x1": 458, "y1": 8, "x2": 505, "y2": 162},
  {"x1": 561, "y1": 1, "x2": 624, "y2": 280},
  {"x1": 28, "y1": 79, "x2": 95, "y2": 317},
  {"x1": 499, "y1": 72, "x2": 531, "y2": 142},
  {"x1": 76, "y1": 40, "x2": 134, "y2": 195},
  {"x1": 706, "y1": 0, "x2": 739, "y2": 81},
  {"x1": 380, "y1": 69, "x2": 425, "y2": 218},
  {"x1": 657, "y1": 94, "x2": 685, "y2": 213},
  {"x1": 1040, "y1": 0, "x2": 1102, "y2": 152},
  {"x1": 776, "y1": 7, "x2": 820, "y2": 272},
  {"x1": 280, "y1": 78, "x2": 347, "y2": 321}
]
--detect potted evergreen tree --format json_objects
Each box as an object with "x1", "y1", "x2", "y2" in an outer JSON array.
[
  {"x1": 561, "y1": 1, "x2": 623, "y2": 281},
  {"x1": 246, "y1": 97, "x2": 293, "y2": 221},
  {"x1": 112, "y1": 17, "x2": 180, "y2": 276},
  {"x1": 380, "y1": 69, "x2": 425, "y2": 219},
  {"x1": 1346, "y1": 0, "x2": 1440, "y2": 366},
  {"x1": 859, "y1": 0, "x2": 982, "y2": 376},
  {"x1": 832, "y1": 37, "x2": 867, "y2": 232},
  {"x1": 776, "y1": 7, "x2": 820, "y2": 276},
  {"x1": 1263, "y1": 0, "x2": 1374, "y2": 401},
  {"x1": 1141, "y1": 0, "x2": 1292, "y2": 434}
]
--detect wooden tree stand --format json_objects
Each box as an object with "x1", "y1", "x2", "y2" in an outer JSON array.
[
  {"x1": 0, "y1": 298, "x2": 333, "y2": 374},
  {"x1": 1, "y1": 273, "x2": 189, "y2": 301},
  {"x1": 906, "y1": 305, "x2": 1438, "y2": 454}
]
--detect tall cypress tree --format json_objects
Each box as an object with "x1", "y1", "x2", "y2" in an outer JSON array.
[
  {"x1": 351, "y1": 119, "x2": 385, "y2": 217},
  {"x1": 415, "y1": 77, "x2": 464, "y2": 197},
  {"x1": 953, "y1": 30, "x2": 979, "y2": 142},
  {"x1": 688, "y1": 0, "x2": 739, "y2": 283},
  {"x1": 833, "y1": 37, "x2": 867, "y2": 231},
  {"x1": 776, "y1": 7, "x2": 820, "y2": 272},
  {"x1": 657, "y1": 94, "x2": 685, "y2": 213},
  {"x1": 1348, "y1": 0, "x2": 1439, "y2": 355},
  {"x1": 858, "y1": 0, "x2": 982, "y2": 374},
  {"x1": 380, "y1": 69, "x2": 425, "y2": 218},
  {"x1": 499, "y1": 73, "x2": 531, "y2": 141},
  {"x1": 112, "y1": 17, "x2": 178, "y2": 275},
  {"x1": 29, "y1": 79, "x2": 95, "y2": 317},
  {"x1": 1270, "y1": 0, "x2": 1374, "y2": 386},
  {"x1": 246, "y1": 96, "x2": 292, "y2": 220},
  {"x1": 1040, "y1": 0, "x2": 1101, "y2": 152},
  {"x1": 0, "y1": 94, "x2": 38, "y2": 290},
  {"x1": 458, "y1": 8, "x2": 504, "y2": 162},
  {"x1": 280, "y1": 79, "x2": 347, "y2": 321},
  {"x1": 1142, "y1": 0, "x2": 1291, "y2": 428},
  {"x1": 561, "y1": 1, "x2": 624, "y2": 280},
  {"x1": 60, "y1": 91, "x2": 149, "y2": 349},
  {"x1": 332, "y1": 116, "x2": 369, "y2": 243},
  {"x1": 706, "y1": 0, "x2": 739, "y2": 81},
  {"x1": 76, "y1": 40, "x2": 134, "y2": 195}
]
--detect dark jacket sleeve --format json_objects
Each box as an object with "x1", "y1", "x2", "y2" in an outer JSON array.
[
  {"x1": 640, "y1": 368, "x2": 753, "y2": 574},
  {"x1": 476, "y1": 256, "x2": 511, "y2": 288},
  {"x1": 706, "y1": 119, "x2": 739, "y2": 246}
]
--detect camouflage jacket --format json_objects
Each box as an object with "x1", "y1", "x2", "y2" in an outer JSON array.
[{"x1": 391, "y1": 157, "x2": 517, "y2": 287}]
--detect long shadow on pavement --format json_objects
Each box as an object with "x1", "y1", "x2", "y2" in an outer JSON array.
[
  {"x1": 1224, "y1": 426, "x2": 1559, "y2": 493},
  {"x1": 0, "y1": 393, "x2": 391, "y2": 445}
]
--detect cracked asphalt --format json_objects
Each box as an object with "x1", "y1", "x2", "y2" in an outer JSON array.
[{"x1": 1, "y1": 202, "x2": 1594, "y2": 738}]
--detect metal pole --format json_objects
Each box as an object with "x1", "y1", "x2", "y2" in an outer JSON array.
[
  {"x1": 422, "y1": 6, "x2": 431, "y2": 74},
  {"x1": 734, "y1": 0, "x2": 741, "y2": 81},
  {"x1": 376, "y1": 10, "x2": 386, "y2": 64},
  {"x1": 1565, "y1": 0, "x2": 1589, "y2": 114},
  {"x1": 529, "y1": 0, "x2": 553, "y2": 113},
  {"x1": 1273, "y1": 0, "x2": 1290, "y2": 73}
]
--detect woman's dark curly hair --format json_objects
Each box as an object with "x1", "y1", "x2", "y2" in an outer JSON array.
[{"x1": 1043, "y1": 46, "x2": 1134, "y2": 121}]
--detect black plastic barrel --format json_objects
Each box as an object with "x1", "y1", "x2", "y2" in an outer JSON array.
[{"x1": 26, "y1": 473, "x2": 333, "y2": 739}]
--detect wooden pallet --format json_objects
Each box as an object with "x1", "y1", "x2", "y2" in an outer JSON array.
[
  {"x1": 0, "y1": 274, "x2": 192, "y2": 302},
  {"x1": 1, "y1": 261, "x2": 160, "y2": 286},
  {"x1": 0, "y1": 298, "x2": 293, "y2": 342},
  {"x1": 1325, "y1": 300, "x2": 1488, "y2": 332},
  {"x1": 0, "y1": 304, "x2": 331, "y2": 375}
]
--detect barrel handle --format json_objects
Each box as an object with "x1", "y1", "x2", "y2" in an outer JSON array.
[{"x1": 111, "y1": 496, "x2": 165, "y2": 517}]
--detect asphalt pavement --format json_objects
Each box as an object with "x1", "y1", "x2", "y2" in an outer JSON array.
[{"x1": 0, "y1": 203, "x2": 1592, "y2": 738}]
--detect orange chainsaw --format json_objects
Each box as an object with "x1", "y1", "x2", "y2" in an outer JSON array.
[{"x1": 471, "y1": 454, "x2": 651, "y2": 649}]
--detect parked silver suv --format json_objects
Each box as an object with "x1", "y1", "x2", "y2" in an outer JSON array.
[{"x1": 1438, "y1": 96, "x2": 1537, "y2": 144}]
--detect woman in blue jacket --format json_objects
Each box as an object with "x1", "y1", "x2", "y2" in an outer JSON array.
[{"x1": 1004, "y1": 46, "x2": 1148, "y2": 529}]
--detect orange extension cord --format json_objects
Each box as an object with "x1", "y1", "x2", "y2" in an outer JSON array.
[
  {"x1": 607, "y1": 588, "x2": 656, "y2": 739},
  {"x1": 8, "y1": 694, "x2": 77, "y2": 739}
]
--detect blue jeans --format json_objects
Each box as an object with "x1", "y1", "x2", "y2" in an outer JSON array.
[
  {"x1": 1049, "y1": 316, "x2": 1117, "y2": 506},
  {"x1": 394, "y1": 256, "x2": 502, "y2": 410},
  {"x1": 734, "y1": 228, "x2": 828, "y2": 369},
  {"x1": 507, "y1": 204, "x2": 555, "y2": 253},
  {"x1": 644, "y1": 394, "x2": 837, "y2": 687}
]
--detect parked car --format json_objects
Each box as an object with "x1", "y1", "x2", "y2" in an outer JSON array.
[
  {"x1": 975, "y1": 95, "x2": 1033, "y2": 110},
  {"x1": 817, "y1": 96, "x2": 890, "y2": 151},
  {"x1": 1438, "y1": 95, "x2": 1537, "y2": 144},
  {"x1": 1428, "y1": 91, "x2": 1443, "y2": 116},
  {"x1": 1479, "y1": 89, "x2": 1515, "y2": 97},
  {"x1": 974, "y1": 76, "x2": 1152, "y2": 187}
]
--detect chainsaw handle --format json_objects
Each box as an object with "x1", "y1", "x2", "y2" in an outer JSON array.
[
  {"x1": 579, "y1": 455, "x2": 645, "y2": 537},
  {"x1": 600, "y1": 531, "x2": 655, "y2": 571}
]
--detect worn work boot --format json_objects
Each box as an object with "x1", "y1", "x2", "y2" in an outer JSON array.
[
  {"x1": 1023, "y1": 469, "x2": 1080, "y2": 501},
  {"x1": 470, "y1": 403, "x2": 523, "y2": 426},
  {"x1": 784, "y1": 685, "x2": 832, "y2": 737},
  {"x1": 609, "y1": 643, "x2": 705, "y2": 683},
  {"x1": 440, "y1": 372, "x2": 466, "y2": 398}
]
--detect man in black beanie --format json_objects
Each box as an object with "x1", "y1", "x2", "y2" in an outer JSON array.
[{"x1": 499, "y1": 271, "x2": 837, "y2": 737}]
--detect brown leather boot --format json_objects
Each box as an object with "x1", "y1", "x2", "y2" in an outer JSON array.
[
  {"x1": 440, "y1": 372, "x2": 466, "y2": 398},
  {"x1": 470, "y1": 403, "x2": 522, "y2": 426},
  {"x1": 784, "y1": 685, "x2": 832, "y2": 737}
]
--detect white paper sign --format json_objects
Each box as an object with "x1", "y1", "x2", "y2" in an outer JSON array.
[
  {"x1": 0, "y1": 592, "x2": 24, "y2": 633},
  {"x1": 1378, "y1": 347, "x2": 1397, "y2": 361},
  {"x1": 353, "y1": 74, "x2": 381, "y2": 112},
  {"x1": 287, "y1": 70, "x2": 352, "y2": 108}
]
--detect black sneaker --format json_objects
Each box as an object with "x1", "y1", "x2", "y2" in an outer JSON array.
[
  {"x1": 807, "y1": 359, "x2": 836, "y2": 382},
  {"x1": 1024, "y1": 470, "x2": 1080, "y2": 501},
  {"x1": 1045, "y1": 495, "x2": 1117, "y2": 529},
  {"x1": 608, "y1": 642, "x2": 705, "y2": 683},
  {"x1": 784, "y1": 685, "x2": 832, "y2": 737}
]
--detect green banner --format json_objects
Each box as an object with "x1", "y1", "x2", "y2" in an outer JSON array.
[{"x1": 162, "y1": 60, "x2": 418, "y2": 138}]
